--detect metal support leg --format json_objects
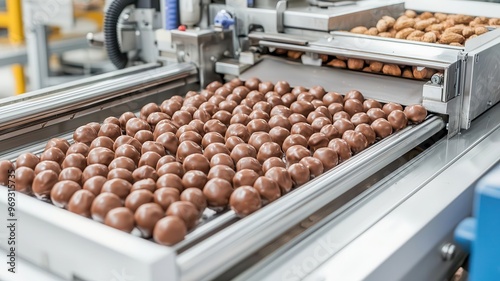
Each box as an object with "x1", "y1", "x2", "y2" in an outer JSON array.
[
  {"x1": 26, "y1": 25, "x2": 50, "y2": 90},
  {"x1": 6, "y1": 0, "x2": 26, "y2": 94}
]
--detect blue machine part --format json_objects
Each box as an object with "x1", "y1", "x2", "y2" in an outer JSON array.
[
  {"x1": 214, "y1": 10, "x2": 235, "y2": 29},
  {"x1": 165, "y1": 0, "x2": 178, "y2": 30},
  {"x1": 454, "y1": 163, "x2": 500, "y2": 281}
]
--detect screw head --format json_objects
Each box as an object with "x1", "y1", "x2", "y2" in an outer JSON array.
[{"x1": 441, "y1": 243, "x2": 456, "y2": 261}]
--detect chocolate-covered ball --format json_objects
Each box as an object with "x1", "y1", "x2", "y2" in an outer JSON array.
[
  {"x1": 203, "y1": 178, "x2": 233, "y2": 211},
  {"x1": 311, "y1": 117, "x2": 332, "y2": 132},
  {"x1": 34, "y1": 160, "x2": 61, "y2": 175},
  {"x1": 308, "y1": 132, "x2": 329, "y2": 152},
  {"x1": 180, "y1": 188, "x2": 207, "y2": 213},
  {"x1": 230, "y1": 143, "x2": 257, "y2": 163},
  {"x1": 258, "y1": 81, "x2": 274, "y2": 94},
  {"x1": 183, "y1": 154, "x2": 210, "y2": 174},
  {"x1": 136, "y1": 202, "x2": 165, "y2": 237},
  {"x1": 157, "y1": 162, "x2": 184, "y2": 179},
  {"x1": 313, "y1": 147, "x2": 339, "y2": 171},
  {"x1": 351, "y1": 112, "x2": 371, "y2": 126},
  {"x1": 32, "y1": 170, "x2": 59, "y2": 200},
  {"x1": 109, "y1": 157, "x2": 136, "y2": 172},
  {"x1": 90, "y1": 192, "x2": 122, "y2": 222},
  {"x1": 182, "y1": 170, "x2": 207, "y2": 190},
  {"x1": 153, "y1": 121, "x2": 177, "y2": 140},
  {"x1": 189, "y1": 120, "x2": 206, "y2": 136},
  {"x1": 132, "y1": 166, "x2": 158, "y2": 182},
  {"x1": 245, "y1": 77, "x2": 261, "y2": 90},
  {"x1": 176, "y1": 141, "x2": 202, "y2": 163},
  {"x1": 363, "y1": 99, "x2": 382, "y2": 111},
  {"x1": 265, "y1": 167, "x2": 293, "y2": 194},
  {"x1": 203, "y1": 119, "x2": 227, "y2": 135},
  {"x1": 236, "y1": 157, "x2": 262, "y2": 175},
  {"x1": 333, "y1": 118, "x2": 355, "y2": 136},
  {"x1": 153, "y1": 216, "x2": 187, "y2": 246},
  {"x1": 404, "y1": 105, "x2": 427, "y2": 123},
  {"x1": 119, "y1": 112, "x2": 136, "y2": 130},
  {"x1": 257, "y1": 142, "x2": 283, "y2": 164},
  {"x1": 328, "y1": 103, "x2": 344, "y2": 116},
  {"x1": 40, "y1": 147, "x2": 65, "y2": 165},
  {"x1": 290, "y1": 101, "x2": 315, "y2": 117},
  {"x1": 253, "y1": 101, "x2": 272, "y2": 114},
  {"x1": 156, "y1": 132, "x2": 179, "y2": 155},
  {"x1": 315, "y1": 106, "x2": 332, "y2": 120},
  {"x1": 253, "y1": 176, "x2": 281, "y2": 204},
  {"x1": 274, "y1": 81, "x2": 291, "y2": 95},
  {"x1": 219, "y1": 100, "x2": 237, "y2": 113},
  {"x1": 371, "y1": 118, "x2": 393, "y2": 139},
  {"x1": 176, "y1": 125, "x2": 198, "y2": 139},
  {"x1": 288, "y1": 163, "x2": 310, "y2": 186},
  {"x1": 201, "y1": 132, "x2": 225, "y2": 149},
  {"x1": 262, "y1": 157, "x2": 286, "y2": 174},
  {"x1": 282, "y1": 134, "x2": 308, "y2": 153},
  {"x1": 320, "y1": 124, "x2": 341, "y2": 140},
  {"x1": 66, "y1": 143, "x2": 90, "y2": 157},
  {"x1": 139, "y1": 103, "x2": 161, "y2": 120},
  {"x1": 156, "y1": 155, "x2": 176, "y2": 170},
  {"x1": 343, "y1": 130, "x2": 368, "y2": 154},
  {"x1": 107, "y1": 168, "x2": 134, "y2": 183},
  {"x1": 226, "y1": 123, "x2": 250, "y2": 143},
  {"x1": 268, "y1": 95, "x2": 285, "y2": 107},
  {"x1": 247, "y1": 119, "x2": 270, "y2": 134},
  {"x1": 233, "y1": 86, "x2": 251, "y2": 99},
  {"x1": 307, "y1": 111, "x2": 326, "y2": 124},
  {"x1": 104, "y1": 207, "x2": 135, "y2": 233},
  {"x1": 67, "y1": 189, "x2": 95, "y2": 217},
  {"x1": 248, "y1": 132, "x2": 272, "y2": 152},
  {"x1": 270, "y1": 105, "x2": 291, "y2": 118},
  {"x1": 388, "y1": 110, "x2": 408, "y2": 131},
  {"x1": 73, "y1": 125, "x2": 98, "y2": 145},
  {"x1": 323, "y1": 92, "x2": 344, "y2": 106},
  {"x1": 366, "y1": 108, "x2": 387, "y2": 123},
  {"x1": 355, "y1": 124, "x2": 376, "y2": 145},
  {"x1": 16, "y1": 153, "x2": 40, "y2": 170},
  {"x1": 269, "y1": 115, "x2": 291, "y2": 130},
  {"x1": 209, "y1": 94, "x2": 226, "y2": 105},
  {"x1": 89, "y1": 136, "x2": 115, "y2": 151},
  {"x1": 51, "y1": 180, "x2": 81, "y2": 208},
  {"x1": 344, "y1": 99, "x2": 364, "y2": 117},
  {"x1": 141, "y1": 141, "x2": 166, "y2": 156},
  {"x1": 114, "y1": 135, "x2": 142, "y2": 153},
  {"x1": 172, "y1": 111, "x2": 193, "y2": 127},
  {"x1": 126, "y1": 118, "x2": 151, "y2": 137},
  {"x1": 83, "y1": 175, "x2": 107, "y2": 196},
  {"x1": 82, "y1": 164, "x2": 109, "y2": 183},
  {"x1": 328, "y1": 139, "x2": 352, "y2": 162},
  {"x1": 344, "y1": 90, "x2": 364, "y2": 103},
  {"x1": 45, "y1": 138, "x2": 70, "y2": 154},
  {"x1": 88, "y1": 122, "x2": 101, "y2": 134},
  {"x1": 134, "y1": 130, "x2": 155, "y2": 144},
  {"x1": 300, "y1": 157, "x2": 324, "y2": 178},
  {"x1": 154, "y1": 187, "x2": 180, "y2": 210},
  {"x1": 138, "y1": 151, "x2": 162, "y2": 168},
  {"x1": 292, "y1": 86, "x2": 308, "y2": 96},
  {"x1": 282, "y1": 93, "x2": 298, "y2": 107},
  {"x1": 14, "y1": 167, "x2": 35, "y2": 194},
  {"x1": 286, "y1": 145, "x2": 311, "y2": 165},
  {"x1": 333, "y1": 111, "x2": 351, "y2": 122},
  {"x1": 101, "y1": 178, "x2": 132, "y2": 201},
  {"x1": 208, "y1": 165, "x2": 235, "y2": 183},
  {"x1": 212, "y1": 111, "x2": 232, "y2": 126},
  {"x1": 233, "y1": 104, "x2": 253, "y2": 115},
  {"x1": 290, "y1": 122, "x2": 314, "y2": 139},
  {"x1": 166, "y1": 201, "x2": 200, "y2": 230},
  {"x1": 309, "y1": 86, "x2": 326, "y2": 100},
  {"x1": 124, "y1": 189, "x2": 154, "y2": 212},
  {"x1": 230, "y1": 113, "x2": 251, "y2": 126},
  {"x1": 382, "y1": 102, "x2": 403, "y2": 115},
  {"x1": 87, "y1": 147, "x2": 115, "y2": 166},
  {"x1": 59, "y1": 167, "x2": 83, "y2": 185},
  {"x1": 210, "y1": 154, "x2": 235, "y2": 169},
  {"x1": 269, "y1": 127, "x2": 290, "y2": 147},
  {"x1": 230, "y1": 186, "x2": 262, "y2": 217},
  {"x1": 132, "y1": 178, "x2": 157, "y2": 193},
  {"x1": 147, "y1": 112, "x2": 170, "y2": 128},
  {"x1": 206, "y1": 80, "x2": 223, "y2": 92},
  {"x1": 98, "y1": 123, "x2": 122, "y2": 140},
  {"x1": 233, "y1": 169, "x2": 259, "y2": 187}
]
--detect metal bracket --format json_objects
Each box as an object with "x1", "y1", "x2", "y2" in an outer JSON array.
[{"x1": 276, "y1": 0, "x2": 287, "y2": 33}]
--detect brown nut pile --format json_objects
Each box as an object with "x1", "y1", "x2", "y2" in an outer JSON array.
[
  {"x1": 0, "y1": 80, "x2": 428, "y2": 246},
  {"x1": 349, "y1": 10, "x2": 499, "y2": 46}
]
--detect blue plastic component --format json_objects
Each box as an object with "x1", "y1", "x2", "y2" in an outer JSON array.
[
  {"x1": 165, "y1": 0, "x2": 178, "y2": 30},
  {"x1": 454, "y1": 163, "x2": 500, "y2": 281},
  {"x1": 214, "y1": 10, "x2": 235, "y2": 29}
]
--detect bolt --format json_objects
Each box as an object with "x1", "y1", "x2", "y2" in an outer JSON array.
[
  {"x1": 475, "y1": 55, "x2": 479, "y2": 63},
  {"x1": 487, "y1": 101, "x2": 493, "y2": 106},
  {"x1": 210, "y1": 56, "x2": 217, "y2": 62},
  {"x1": 441, "y1": 243, "x2": 456, "y2": 261},
  {"x1": 223, "y1": 50, "x2": 231, "y2": 57},
  {"x1": 431, "y1": 73, "x2": 443, "y2": 84}
]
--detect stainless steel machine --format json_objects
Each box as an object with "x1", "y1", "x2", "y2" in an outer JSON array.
[{"x1": 1, "y1": 0, "x2": 500, "y2": 280}]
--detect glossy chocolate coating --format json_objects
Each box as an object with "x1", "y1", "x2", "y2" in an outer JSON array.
[
  {"x1": 98, "y1": 123, "x2": 122, "y2": 140},
  {"x1": 141, "y1": 141, "x2": 166, "y2": 156},
  {"x1": 245, "y1": 77, "x2": 261, "y2": 90},
  {"x1": 107, "y1": 168, "x2": 134, "y2": 183},
  {"x1": 308, "y1": 132, "x2": 329, "y2": 152},
  {"x1": 51, "y1": 180, "x2": 81, "y2": 208},
  {"x1": 297, "y1": 92, "x2": 315, "y2": 103},
  {"x1": 363, "y1": 99, "x2": 382, "y2": 111},
  {"x1": 155, "y1": 155, "x2": 176, "y2": 170},
  {"x1": 134, "y1": 130, "x2": 155, "y2": 144},
  {"x1": 233, "y1": 169, "x2": 259, "y2": 187},
  {"x1": 248, "y1": 132, "x2": 272, "y2": 152},
  {"x1": 203, "y1": 178, "x2": 233, "y2": 210},
  {"x1": 104, "y1": 207, "x2": 135, "y2": 233},
  {"x1": 265, "y1": 167, "x2": 293, "y2": 194},
  {"x1": 309, "y1": 86, "x2": 326, "y2": 100},
  {"x1": 210, "y1": 154, "x2": 235, "y2": 169},
  {"x1": 233, "y1": 104, "x2": 253, "y2": 115},
  {"x1": 328, "y1": 139, "x2": 352, "y2": 162},
  {"x1": 343, "y1": 130, "x2": 368, "y2": 154},
  {"x1": 16, "y1": 153, "x2": 40, "y2": 170},
  {"x1": 247, "y1": 118, "x2": 270, "y2": 134},
  {"x1": 183, "y1": 154, "x2": 210, "y2": 174},
  {"x1": 355, "y1": 124, "x2": 376, "y2": 145},
  {"x1": 382, "y1": 102, "x2": 404, "y2": 116},
  {"x1": 257, "y1": 142, "x2": 283, "y2": 164},
  {"x1": 153, "y1": 121, "x2": 177, "y2": 140},
  {"x1": 154, "y1": 187, "x2": 180, "y2": 210},
  {"x1": 86, "y1": 147, "x2": 115, "y2": 167},
  {"x1": 34, "y1": 160, "x2": 61, "y2": 175},
  {"x1": 40, "y1": 147, "x2": 65, "y2": 165},
  {"x1": 176, "y1": 125, "x2": 199, "y2": 139},
  {"x1": 269, "y1": 127, "x2": 290, "y2": 147},
  {"x1": 73, "y1": 125, "x2": 98, "y2": 145},
  {"x1": 226, "y1": 123, "x2": 250, "y2": 143},
  {"x1": 333, "y1": 111, "x2": 351, "y2": 122},
  {"x1": 311, "y1": 117, "x2": 332, "y2": 132},
  {"x1": 212, "y1": 110, "x2": 232, "y2": 126},
  {"x1": 180, "y1": 188, "x2": 207, "y2": 213},
  {"x1": 200, "y1": 90, "x2": 214, "y2": 100},
  {"x1": 262, "y1": 157, "x2": 286, "y2": 174},
  {"x1": 290, "y1": 122, "x2": 314, "y2": 139},
  {"x1": 315, "y1": 106, "x2": 332, "y2": 119},
  {"x1": 328, "y1": 103, "x2": 344, "y2": 116},
  {"x1": 351, "y1": 112, "x2": 371, "y2": 126},
  {"x1": 209, "y1": 94, "x2": 226, "y2": 105},
  {"x1": 14, "y1": 167, "x2": 35, "y2": 194},
  {"x1": 230, "y1": 186, "x2": 262, "y2": 217},
  {"x1": 59, "y1": 167, "x2": 83, "y2": 185},
  {"x1": 404, "y1": 105, "x2": 427, "y2": 123},
  {"x1": 156, "y1": 132, "x2": 179, "y2": 155},
  {"x1": 236, "y1": 157, "x2": 263, "y2": 175},
  {"x1": 300, "y1": 157, "x2": 324, "y2": 178},
  {"x1": 291, "y1": 86, "x2": 308, "y2": 96},
  {"x1": 323, "y1": 92, "x2": 344, "y2": 106},
  {"x1": 344, "y1": 90, "x2": 364, "y2": 103},
  {"x1": 203, "y1": 119, "x2": 227, "y2": 135},
  {"x1": 125, "y1": 118, "x2": 151, "y2": 137},
  {"x1": 204, "y1": 143, "x2": 230, "y2": 162},
  {"x1": 113, "y1": 135, "x2": 142, "y2": 153},
  {"x1": 371, "y1": 118, "x2": 393, "y2": 139},
  {"x1": 269, "y1": 115, "x2": 291, "y2": 130},
  {"x1": 91, "y1": 192, "x2": 123, "y2": 222},
  {"x1": 258, "y1": 82, "x2": 274, "y2": 94},
  {"x1": 253, "y1": 176, "x2": 281, "y2": 204},
  {"x1": 208, "y1": 165, "x2": 236, "y2": 183},
  {"x1": 388, "y1": 110, "x2": 408, "y2": 131},
  {"x1": 219, "y1": 100, "x2": 237, "y2": 113},
  {"x1": 87, "y1": 121, "x2": 100, "y2": 133},
  {"x1": 166, "y1": 201, "x2": 200, "y2": 230},
  {"x1": 32, "y1": 170, "x2": 59, "y2": 199},
  {"x1": 147, "y1": 112, "x2": 170, "y2": 128},
  {"x1": 124, "y1": 189, "x2": 154, "y2": 212},
  {"x1": 153, "y1": 216, "x2": 187, "y2": 246},
  {"x1": 307, "y1": 111, "x2": 326, "y2": 124},
  {"x1": 136, "y1": 202, "x2": 165, "y2": 237},
  {"x1": 366, "y1": 108, "x2": 387, "y2": 123},
  {"x1": 189, "y1": 120, "x2": 206, "y2": 136},
  {"x1": 176, "y1": 140, "x2": 202, "y2": 163},
  {"x1": 290, "y1": 101, "x2": 315, "y2": 117},
  {"x1": 138, "y1": 151, "x2": 162, "y2": 168},
  {"x1": 286, "y1": 145, "x2": 311, "y2": 165},
  {"x1": 320, "y1": 124, "x2": 341, "y2": 140},
  {"x1": 83, "y1": 175, "x2": 107, "y2": 196},
  {"x1": 312, "y1": 99, "x2": 325, "y2": 108},
  {"x1": 313, "y1": 147, "x2": 339, "y2": 171},
  {"x1": 343, "y1": 99, "x2": 364, "y2": 117},
  {"x1": 270, "y1": 105, "x2": 291, "y2": 118},
  {"x1": 182, "y1": 170, "x2": 207, "y2": 190},
  {"x1": 274, "y1": 81, "x2": 291, "y2": 95},
  {"x1": 253, "y1": 101, "x2": 272, "y2": 114},
  {"x1": 157, "y1": 162, "x2": 184, "y2": 179},
  {"x1": 282, "y1": 134, "x2": 308, "y2": 153},
  {"x1": 101, "y1": 178, "x2": 133, "y2": 201},
  {"x1": 132, "y1": 178, "x2": 157, "y2": 193},
  {"x1": 131, "y1": 166, "x2": 158, "y2": 183},
  {"x1": 119, "y1": 112, "x2": 136, "y2": 130},
  {"x1": 288, "y1": 163, "x2": 310, "y2": 186},
  {"x1": 230, "y1": 143, "x2": 257, "y2": 163},
  {"x1": 109, "y1": 157, "x2": 136, "y2": 172},
  {"x1": 230, "y1": 113, "x2": 251, "y2": 126},
  {"x1": 82, "y1": 164, "x2": 109, "y2": 183},
  {"x1": 67, "y1": 189, "x2": 95, "y2": 217},
  {"x1": 281, "y1": 93, "x2": 298, "y2": 107},
  {"x1": 90, "y1": 136, "x2": 115, "y2": 151},
  {"x1": 206, "y1": 80, "x2": 223, "y2": 92},
  {"x1": 171, "y1": 111, "x2": 193, "y2": 127},
  {"x1": 333, "y1": 118, "x2": 355, "y2": 136},
  {"x1": 66, "y1": 143, "x2": 90, "y2": 157},
  {"x1": 268, "y1": 96, "x2": 285, "y2": 107},
  {"x1": 45, "y1": 138, "x2": 70, "y2": 154}
]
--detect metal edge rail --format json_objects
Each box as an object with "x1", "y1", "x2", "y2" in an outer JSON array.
[
  {"x1": 177, "y1": 116, "x2": 445, "y2": 281},
  {"x1": 0, "y1": 62, "x2": 198, "y2": 131}
]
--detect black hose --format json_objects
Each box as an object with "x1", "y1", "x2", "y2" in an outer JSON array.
[{"x1": 104, "y1": 0, "x2": 136, "y2": 69}]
